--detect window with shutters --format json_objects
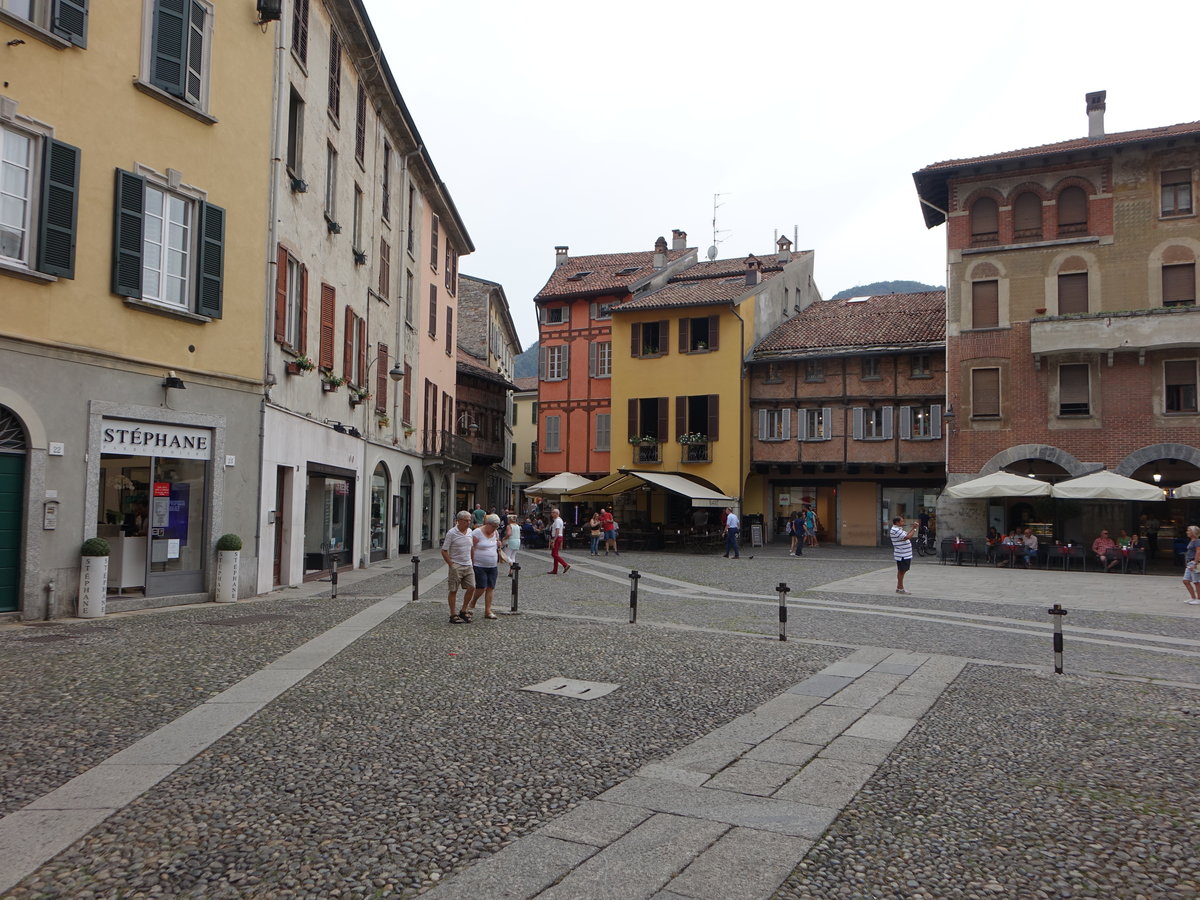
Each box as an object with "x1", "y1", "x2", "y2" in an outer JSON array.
[
  {"x1": 1, "y1": 0, "x2": 88, "y2": 46},
  {"x1": 759, "y1": 409, "x2": 788, "y2": 442},
  {"x1": 853, "y1": 407, "x2": 891, "y2": 440},
  {"x1": 544, "y1": 345, "x2": 565, "y2": 381},
  {"x1": 677, "y1": 394, "x2": 718, "y2": 455},
  {"x1": 445, "y1": 245, "x2": 457, "y2": 294},
  {"x1": 805, "y1": 359, "x2": 824, "y2": 382},
  {"x1": 1013, "y1": 191, "x2": 1043, "y2": 241},
  {"x1": 112, "y1": 168, "x2": 223, "y2": 318},
  {"x1": 680, "y1": 315, "x2": 718, "y2": 352},
  {"x1": 971, "y1": 280, "x2": 999, "y2": 328},
  {"x1": 900, "y1": 404, "x2": 941, "y2": 440},
  {"x1": 404, "y1": 269, "x2": 414, "y2": 325},
  {"x1": 374, "y1": 344, "x2": 388, "y2": 414},
  {"x1": 406, "y1": 185, "x2": 416, "y2": 255},
  {"x1": 401, "y1": 362, "x2": 412, "y2": 423},
  {"x1": 544, "y1": 415, "x2": 560, "y2": 453},
  {"x1": 1161, "y1": 169, "x2": 1193, "y2": 217},
  {"x1": 1162, "y1": 263, "x2": 1196, "y2": 307},
  {"x1": 911, "y1": 353, "x2": 932, "y2": 378},
  {"x1": 1057, "y1": 271, "x2": 1088, "y2": 314},
  {"x1": 318, "y1": 283, "x2": 335, "y2": 369},
  {"x1": 324, "y1": 143, "x2": 337, "y2": 222},
  {"x1": 0, "y1": 121, "x2": 79, "y2": 279},
  {"x1": 381, "y1": 142, "x2": 391, "y2": 222},
  {"x1": 545, "y1": 306, "x2": 566, "y2": 324},
  {"x1": 1056, "y1": 185, "x2": 1088, "y2": 236},
  {"x1": 861, "y1": 356, "x2": 881, "y2": 380},
  {"x1": 763, "y1": 363, "x2": 783, "y2": 384},
  {"x1": 969, "y1": 196, "x2": 999, "y2": 245},
  {"x1": 144, "y1": 0, "x2": 213, "y2": 113},
  {"x1": 630, "y1": 397, "x2": 668, "y2": 461},
  {"x1": 971, "y1": 368, "x2": 1001, "y2": 418},
  {"x1": 352, "y1": 184, "x2": 364, "y2": 255},
  {"x1": 275, "y1": 251, "x2": 305, "y2": 350},
  {"x1": 327, "y1": 26, "x2": 341, "y2": 120},
  {"x1": 634, "y1": 321, "x2": 666, "y2": 357},
  {"x1": 344, "y1": 307, "x2": 365, "y2": 385},
  {"x1": 595, "y1": 413, "x2": 611, "y2": 451},
  {"x1": 286, "y1": 89, "x2": 305, "y2": 178},
  {"x1": 290, "y1": 0, "x2": 308, "y2": 64},
  {"x1": 799, "y1": 408, "x2": 832, "y2": 442},
  {"x1": 1165, "y1": 360, "x2": 1198, "y2": 414},
  {"x1": 1058, "y1": 364, "x2": 1090, "y2": 416},
  {"x1": 444, "y1": 307, "x2": 452, "y2": 355},
  {"x1": 427, "y1": 284, "x2": 437, "y2": 337},
  {"x1": 354, "y1": 83, "x2": 366, "y2": 166},
  {"x1": 430, "y1": 215, "x2": 439, "y2": 271},
  {"x1": 596, "y1": 341, "x2": 611, "y2": 377},
  {"x1": 592, "y1": 301, "x2": 614, "y2": 320}
]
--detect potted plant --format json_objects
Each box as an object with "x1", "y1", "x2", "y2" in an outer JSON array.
[
  {"x1": 377, "y1": 413, "x2": 391, "y2": 428},
  {"x1": 403, "y1": 425, "x2": 416, "y2": 438},
  {"x1": 349, "y1": 386, "x2": 371, "y2": 406},
  {"x1": 322, "y1": 374, "x2": 345, "y2": 393},
  {"x1": 214, "y1": 533, "x2": 242, "y2": 603},
  {"x1": 79, "y1": 537, "x2": 110, "y2": 618},
  {"x1": 628, "y1": 434, "x2": 659, "y2": 445},
  {"x1": 286, "y1": 355, "x2": 315, "y2": 376},
  {"x1": 678, "y1": 432, "x2": 709, "y2": 444}
]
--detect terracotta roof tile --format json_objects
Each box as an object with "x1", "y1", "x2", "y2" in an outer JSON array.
[
  {"x1": 534, "y1": 248, "x2": 691, "y2": 301},
  {"x1": 616, "y1": 251, "x2": 809, "y2": 311},
  {"x1": 753, "y1": 291, "x2": 945, "y2": 357},
  {"x1": 513, "y1": 376, "x2": 538, "y2": 392}
]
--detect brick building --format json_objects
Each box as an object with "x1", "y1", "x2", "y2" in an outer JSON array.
[
  {"x1": 748, "y1": 292, "x2": 946, "y2": 545},
  {"x1": 915, "y1": 93, "x2": 1200, "y2": 546}
]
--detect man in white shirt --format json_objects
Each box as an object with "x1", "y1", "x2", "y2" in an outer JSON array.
[
  {"x1": 722, "y1": 507, "x2": 740, "y2": 559},
  {"x1": 547, "y1": 507, "x2": 571, "y2": 574},
  {"x1": 441, "y1": 511, "x2": 475, "y2": 623},
  {"x1": 889, "y1": 515, "x2": 918, "y2": 594}
]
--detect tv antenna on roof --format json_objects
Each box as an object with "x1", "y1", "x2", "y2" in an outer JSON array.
[{"x1": 709, "y1": 192, "x2": 730, "y2": 262}]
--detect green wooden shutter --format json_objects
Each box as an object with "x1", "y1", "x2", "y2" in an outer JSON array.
[
  {"x1": 184, "y1": 0, "x2": 206, "y2": 105},
  {"x1": 36, "y1": 139, "x2": 80, "y2": 278},
  {"x1": 111, "y1": 169, "x2": 145, "y2": 298},
  {"x1": 151, "y1": 0, "x2": 188, "y2": 98},
  {"x1": 51, "y1": 0, "x2": 89, "y2": 47},
  {"x1": 196, "y1": 201, "x2": 224, "y2": 317}
]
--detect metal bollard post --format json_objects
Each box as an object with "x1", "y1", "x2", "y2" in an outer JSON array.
[
  {"x1": 629, "y1": 569, "x2": 640, "y2": 623},
  {"x1": 1048, "y1": 603, "x2": 1068, "y2": 674},
  {"x1": 411, "y1": 555, "x2": 421, "y2": 599},
  {"x1": 509, "y1": 563, "x2": 521, "y2": 614},
  {"x1": 776, "y1": 582, "x2": 790, "y2": 641},
  {"x1": 330, "y1": 567, "x2": 338, "y2": 599}
]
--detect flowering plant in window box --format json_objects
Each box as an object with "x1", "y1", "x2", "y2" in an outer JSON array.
[
  {"x1": 677, "y1": 432, "x2": 709, "y2": 444},
  {"x1": 286, "y1": 355, "x2": 315, "y2": 375},
  {"x1": 322, "y1": 374, "x2": 345, "y2": 392},
  {"x1": 349, "y1": 386, "x2": 371, "y2": 405},
  {"x1": 628, "y1": 434, "x2": 659, "y2": 445},
  {"x1": 377, "y1": 414, "x2": 391, "y2": 428},
  {"x1": 403, "y1": 425, "x2": 416, "y2": 437}
]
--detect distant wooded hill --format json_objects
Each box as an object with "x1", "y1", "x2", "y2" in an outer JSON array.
[
  {"x1": 515, "y1": 343, "x2": 539, "y2": 378},
  {"x1": 829, "y1": 280, "x2": 942, "y2": 300}
]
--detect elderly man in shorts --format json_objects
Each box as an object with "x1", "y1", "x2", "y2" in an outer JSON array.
[{"x1": 441, "y1": 510, "x2": 475, "y2": 624}]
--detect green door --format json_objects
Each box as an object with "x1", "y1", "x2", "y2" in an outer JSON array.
[{"x1": 0, "y1": 453, "x2": 24, "y2": 612}]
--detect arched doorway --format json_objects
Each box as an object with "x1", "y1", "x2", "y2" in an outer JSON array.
[
  {"x1": 397, "y1": 467, "x2": 413, "y2": 554},
  {"x1": 369, "y1": 462, "x2": 390, "y2": 563},
  {"x1": 421, "y1": 472, "x2": 433, "y2": 549},
  {"x1": 0, "y1": 407, "x2": 28, "y2": 613}
]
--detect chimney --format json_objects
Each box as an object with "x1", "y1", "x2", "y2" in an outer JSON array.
[
  {"x1": 1086, "y1": 91, "x2": 1106, "y2": 140},
  {"x1": 671, "y1": 229, "x2": 687, "y2": 251},
  {"x1": 776, "y1": 235, "x2": 792, "y2": 264},
  {"x1": 653, "y1": 236, "x2": 667, "y2": 269},
  {"x1": 745, "y1": 254, "x2": 761, "y2": 287},
  {"x1": 555, "y1": 246, "x2": 569, "y2": 268}
]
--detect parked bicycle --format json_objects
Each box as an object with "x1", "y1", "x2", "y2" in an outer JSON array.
[{"x1": 914, "y1": 526, "x2": 938, "y2": 557}]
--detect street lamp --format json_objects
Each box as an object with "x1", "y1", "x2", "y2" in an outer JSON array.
[{"x1": 458, "y1": 414, "x2": 480, "y2": 438}]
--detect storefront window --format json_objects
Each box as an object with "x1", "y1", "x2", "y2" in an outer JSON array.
[
  {"x1": 422, "y1": 472, "x2": 433, "y2": 547},
  {"x1": 370, "y1": 463, "x2": 388, "y2": 562},
  {"x1": 304, "y1": 472, "x2": 354, "y2": 575}
]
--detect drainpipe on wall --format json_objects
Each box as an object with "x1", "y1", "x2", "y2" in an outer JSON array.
[{"x1": 729, "y1": 301, "x2": 746, "y2": 518}]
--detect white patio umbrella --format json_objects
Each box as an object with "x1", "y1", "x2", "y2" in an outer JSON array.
[
  {"x1": 1170, "y1": 479, "x2": 1200, "y2": 499},
  {"x1": 945, "y1": 471, "x2": 1052, "y2": 499},
  {"x1": 524, "y1": 472, "x2": 592, "y2": 496},
  {"x1": 1050, "y1": 470, "x2": 1165, "y2": 501}
]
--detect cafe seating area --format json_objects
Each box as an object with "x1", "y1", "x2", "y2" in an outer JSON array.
[{"x1": 940, "y1": 539, "x2": 1149, "y2": 573}]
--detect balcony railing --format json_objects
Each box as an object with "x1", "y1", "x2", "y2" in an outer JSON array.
[
  {"x1": 523, "y1": 462, "x2": 534, "y2": 475},
  {"x1": 421, "y1": 430, "x2": 473, "y2": 467},
  {"x1": 682, "y1": 442, "x2": 710, "y2": 463},
  {"x1": 635, "y1": 442, "x2": 661, "y2": 464}
]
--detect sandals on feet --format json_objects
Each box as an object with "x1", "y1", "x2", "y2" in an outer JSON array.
[
  {"x1": 449, "y1": 615, "x2": 466, "y2": 624},
  {"x1": 484, "y1": 613, "x2": 498, "y2": 620},
  {"x1": 459, "y1": 611, "x2": 473, "y2": 622}
]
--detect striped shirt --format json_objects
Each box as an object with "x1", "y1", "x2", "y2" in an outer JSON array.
[{"x1": 889, "y1": 525, "x2": 913, "y2": 561}]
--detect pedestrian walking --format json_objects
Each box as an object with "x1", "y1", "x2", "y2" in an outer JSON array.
[
  {"x1": 472, "y1": 503, "x2": 485, "y2": 526},
  {"x1": 440, "y1": 511, "x2": 475, "y2": 624},
  {"x1": 547, "y1": 507, "x2": 571, "y2": 574},
  {"x1": 805, "y1": 506, "x2": 818, "y2": 547},
  {"x1": 889, "y1": 515, "x2": 918, "y2": 594},
  {"x1": 787, "y1": 511, "x2": 803, "y2": 557},
  {"x1": 462, "y1": 514, "x2": 503, "y2": 620},
  {"x1": 504, "y1": 513, "x2": 521, "y2": 576},
  {"x1": 588, "y1": 511, "x2": 602, "y2": 556},
  {"x1": 722, "y1": 507, "x2": 740, "y2": 559},
  {"x1": 1183, "y1": 524, "x2": 1200, "y2": 604}
]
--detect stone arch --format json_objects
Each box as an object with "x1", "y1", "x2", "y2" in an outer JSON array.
[
  {"x1": 959, "y1": 185, "x2": 1006, "y2": 212},
  {"x1": 1006, "y1": 181, "x2": 1050, "y2": 203},
  {"x1": 0, "y1": 387, "x2": 47, "y2": 450},
  {"x1": 978, "y1": 444, "x2": 1099, "y2": 476},
  {"x1": 1048, "y1": 174, "x2": 1098, "y2": 197},
  {"x1": 967, "y1": 260, "x2": 1003, "y2": 280},
  {"x1": 1115, "y1": 443, "x2": 1200, "y2": 476}
]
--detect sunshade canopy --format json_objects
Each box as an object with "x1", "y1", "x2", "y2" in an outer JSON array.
[
  {"x1": 562, "y1": 471, "x2": 733, "y2": 508},
  {"x1": 1174, "y1": 479, "x2": 1200, "y2": 499},
  {"x1": 944, "y1": 471, "x2": 1052, "y2": 499},
  {"x1": 1050, "y1": 470, "x2": 1165, "y2": 501},
  {"x1": 524, "y1": 472, "x2": 592, "y2": 495}
]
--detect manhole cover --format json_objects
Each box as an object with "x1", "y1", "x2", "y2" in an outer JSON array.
[
  {"x1": 521, "y1": 677, "x2": 620, "y2": 701},
  {"x1": 19, "y1": 634, "x2": 76, "y2": 644},
  {"x1": 203, "y1": 614, "x2": 293, "y2": 627}
]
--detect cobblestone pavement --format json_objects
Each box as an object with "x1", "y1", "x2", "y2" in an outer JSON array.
[{"x1": 0, "y1": 544, "x2": 1196, "y2": 898}]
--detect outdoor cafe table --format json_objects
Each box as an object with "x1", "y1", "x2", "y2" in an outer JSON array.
[
  {"x1": 941, "y1": 538, "x2": 975, "y2": 566},
  {"x1": 1048, "y1": 543, "x2": 1086, "y2": 571},
  {"x1": 994, "y1": 543, "x2": 1027, "y2": 569}
]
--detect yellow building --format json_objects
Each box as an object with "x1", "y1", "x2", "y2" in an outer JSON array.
[
  {"x1": 0, "y1": 1, "x2": 275, "y2": 617},
  {"x1": 603, "y1": 242, "x2": 821, "y2": 532}
]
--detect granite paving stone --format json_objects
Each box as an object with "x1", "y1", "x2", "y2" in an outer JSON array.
[
  {"x1": 635, "y1": 763, "x2": 710, "y2": 787},
  {"x1": 870, "y1": 690, "x2": 939, "y2": 719},
  {"x1": 890, "y1": 675, "x2": 953, "y2": 697},
  {"x1": 774, "y1": 705, "x2": 865, "y2": 744},
  {"x1": 703, "y1": 759, "x2": 799, "y2": 797},
  {"x1": 658, "y1": 739, "x2": 752, "y2": 775},
  {"x1": 785, "y1": 674, "x2": 854, "y2": 697},
  {"x1": 538, "y1": 800, "x2": 653, "y2": 847},
  {"x1": 817, "y1": 735, "x2": 897, "y2": 766},
  {"x1": 664, "y1": 827, "x2": 812, "y2": 900},
  {"x1": 773, "y1": 757, "x2": 878, "y2": 807},
  {"x1": 814, "y1": 661, "x2": 875, "y2": 678},
  {"x1": 821, "y1": 672, "x2": 905, "y2": 709},
  {"x1": 842, "y1": 712, "x2": 919, "y2": 742},
  {"x1": 743, "y1": 738, "x2": 822, "y2": 767},
  {"x1": 419, "y1": 835, "x2": 597, "y2": 900}
]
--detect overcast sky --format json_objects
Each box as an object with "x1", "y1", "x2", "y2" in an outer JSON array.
[{"x1": 363, "y1": 0, "x2": 1198, "y2": 351}]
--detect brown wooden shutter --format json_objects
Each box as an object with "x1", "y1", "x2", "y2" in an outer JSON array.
[
  {"x1": 1165, "y1": 360, "x2": 1195, "y2": 386},
  {"x1": 972, "y1": 368, "x2": 1000, "y2": 417},
  {"x1": 297, "y1": 264, "x2": 308, "y2": 354},
  {"x1": 327, "y1": 28, "x2": 341, "y2": 118},
  {"x1": 1163, "y1": 263, "x2": 1196, "y2": 305},
  {"x1": 428, "y1": 284, "x2": 437, "y2": 335},
  {"x1": 628, "y1": 398, "x2": 637, "y2": 439},
  {"x1": 656, "y1": 397, "x2": 668, "y2": 439},
  {"x1": 319, "y1": 283, "x2": 336, "y2": 369},
  {"x1": 445, "y1": 307, "x2": 452, "y2": 354},
  {"x1": 707, "y1": 394, "x2": 719, "y2": 440},
  {"x1": 972, "y1": 280, "x2": 999, "y2": 328},
  {"x1": 678, "y1": 319, "x2": 689, "y2": 353},
  {"x1": 1013, "y1": 192, "x2": 1042, "y2": 237},
  {"x1": 659, "y1": 320, "x2": 669, "y2": 354},
  {"x1": 970, "y1": 197, "x2": 998, "y2": 237},
  {"x1": 274, "y1": 245, "x2": 288, "y2": 343},
  {"x1": 378, "y1": 237, "x2": 390, "y2": 298},
  {"x1": 402, "y1": 362, "x2": 412, "y2": 423},
  {"x1": 1057, "y1": 186, "x2": 1088, "y2": 228},
  {"x1": 1059, "y1": 364, "x2": 1089, "y2": 413},
  {"x1": 1058, "y1": 272, "x2": 1088, "y2": 314},
  {"x1": 354, "y1": 83, "x2": 366, "y2": 164},
  {"x1": 675, "y1": 395, "x2": 686, "y2": 438},
  {"x1": 343, "y1": 306, "x2": 354, "y2": 380},
  {"x1": 707, "y1": 315, "x2": 720, "y2": 351},
  {"x1": 430, "y1": 215, "x2": 439, "y2": 269},
  {"x1": 375, "y1": 344, "x2": 388, "y2": 412},
  {"x1": 631, "y1": 323, "x2": 641, "y2": 357},
  {"x1": 357, "y1": 316, "x2": 367, "y2": 384}
]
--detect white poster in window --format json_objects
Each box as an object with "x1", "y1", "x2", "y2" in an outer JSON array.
[{"x1": 167, "y1": 539, "x2": 181, "y2": 559}]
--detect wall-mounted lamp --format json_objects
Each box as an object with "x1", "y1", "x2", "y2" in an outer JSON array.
[
  {"x1": 388, "y1": 364, "x2": 405, "y2": 382},
  {"x1": 163, "y1": 371, "x2": 186, "y2": 390},
  {"x1": 457, "y1": 414, "x2": 480, "y2": 437},
  {"x1": 1152, "y1": 468, "x2": 1163, "y2": 484},
  {"x1": 255, "y1": 0, "x2": 283, "y2": 24}
]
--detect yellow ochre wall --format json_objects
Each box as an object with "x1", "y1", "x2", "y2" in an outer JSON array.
[{"x1": 0, "y1": 4, "x2": 274, "y2": 381}]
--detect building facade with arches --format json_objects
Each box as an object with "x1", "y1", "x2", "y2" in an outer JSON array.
[{"x1": 916, "y1": 92, "x2": 1200, "y2": 543}]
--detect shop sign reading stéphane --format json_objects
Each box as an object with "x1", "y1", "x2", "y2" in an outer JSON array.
[{"x1": 100, "y1": 420, "x2": 213, "y2": 460}]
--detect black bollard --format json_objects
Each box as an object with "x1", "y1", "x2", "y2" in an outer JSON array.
[
  {"x1": 776, "y1": 582, "x2": 790, "y2": 641},
  {"x1": 1048, "y1": 603, "x2": 1068, "y2": 674},
  {"x1": 509, "y1": 563, "x2": 521, "y2": 614},
  {"x1": 411, "y1": 555, "x2": 421, "y2": 599},
  {"x1": 330, "y1": 567, "x2": 338, "y2": 599},
  {"x1": 629, "y1": 569, "x2": 641, "y2": 623}
]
